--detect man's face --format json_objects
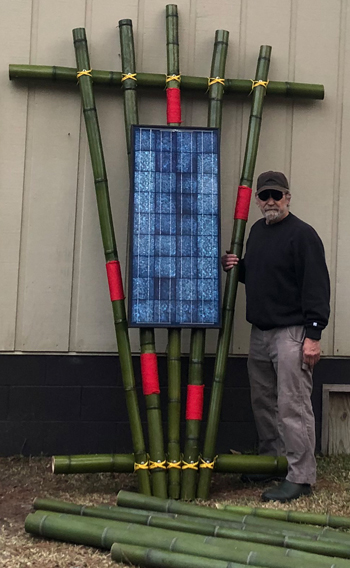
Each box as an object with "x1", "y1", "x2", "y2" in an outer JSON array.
[{"x1": 255, "y1": 189, "x2": 291, "y2": 224}]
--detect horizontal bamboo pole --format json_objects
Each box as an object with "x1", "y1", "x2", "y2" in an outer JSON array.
[
  {"x1": 52, "y1": 453, "x2": 288, "y2": 474},
  {"x1": 9, "y1": 64, "x2": 324, "y2": 99},
  {"x1": 221, "y1": 505, "x2": 350, "y2": 530},
  {"x1": 111, "y1": 542, "x2": 252, "y2": 568},
  {"x1": 33, "y1": 497, "x2": 350, "y2": 557},
  {"x1": 26, "y1": 510, "x2": 349, "y2": 568}
]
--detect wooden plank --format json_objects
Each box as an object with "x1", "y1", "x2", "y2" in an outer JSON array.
[
  {"x1": 0, "y1": 0, "x2": 32, "y2": 350},
  {"x1": 15, "y1": 0, "x2": 85, "y2": 351},
  {"x1": 70, "y1": 0, "x2": 139, "y2": 352},
  {"x1": 334, "y1": 0, "x2": 350, "y2": 356},
  {"x1": 328, "y1": 392, "x2": 350, "y2": 454},
  {"x1": 290, "y1": 0, "x2": 341, "y2": 357},
  {"x1": 233, "y1": 0, "x2": 294, "y2": 355}
]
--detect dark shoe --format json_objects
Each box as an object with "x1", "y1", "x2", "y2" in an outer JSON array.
[
  {"x1": 240, "y1": 473, "x2": 285, "y2": 484},
  {"x1": 262, "y1": 479, "x2": 311, "y2": 502}
]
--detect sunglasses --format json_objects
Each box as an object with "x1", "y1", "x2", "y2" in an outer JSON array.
[{"x1": 258, "y1": 189, "x2": 285, "y2": 202}]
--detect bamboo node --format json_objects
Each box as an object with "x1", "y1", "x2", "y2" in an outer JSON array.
[
  {"x1": 76, "y1": 69, "x2": 92, "y2": 81},
  {"x1": 166, "y1": 74, "x2": 181, "y2": 83},
  {"x1": 121, "y1": 73, "x2": 137, "y2": 82},
  {"x1": 182, "y1": 460, "x2": 199, "y2": 470},
  {"x1": 149, "y1": 459, "x2": 167, "y2": 470},
  {"x1": 208, "y1": 76, "x2": 225, "y2": 88},
  {"x1": 134, "y1": 460, "x2": 149, "y2": 471},
  {"x1": 199, "y1": 455, "x2": 218, "y2": 469},
  {"x1": 249, "y1": 79, "x2": 269, "y2": 94},
  {"x1": 167, "y1": 460, "x2": 182, "y2": 469}
]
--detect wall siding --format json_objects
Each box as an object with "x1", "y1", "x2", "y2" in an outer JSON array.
[{"x1": 0, "y1": 0, "x2": 345, "y2": 356}]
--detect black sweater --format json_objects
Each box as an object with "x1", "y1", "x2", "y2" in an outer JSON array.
[{"x1": 239, "y1": 213, "x2": 330, "y2": 340}]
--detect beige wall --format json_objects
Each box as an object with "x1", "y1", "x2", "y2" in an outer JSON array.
[{"x1": 0, "y1": 0, "x2": 346, "y2": 355}]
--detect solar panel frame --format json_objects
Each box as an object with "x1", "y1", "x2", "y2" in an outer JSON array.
[{"x1": 128, "y1": 125, "x2": 222, "y2": 329}]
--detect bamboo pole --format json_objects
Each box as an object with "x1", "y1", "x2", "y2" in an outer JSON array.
[
  {"x1": 197, "y1": 45, "x2": 272, "y2": 500},
  {"x1": 33, "y1": 497, "x2": 350, "y2": 556},
  {"x1": 165, "y1": 4, "x2": 182, "y2": 500},
  {"x1": 181, "y1": 29, "x2": 229, "y2": 501},
  {"x1": 9, "y1": 64, "x2": 325, "y2": 99},
  {"x1": 72, "y1": 27, "x2": 150, "y2": 496},
  {"x1": 111, "y1": 542, "x2": 250, "y2": 568},
  {"x1": 26, "y1": 510, "x2": 349, "y2": 568},
  {"x1": 220, "y1": 505, "x2": 350, "y2": 530},
  {"x1": 52, "y1": 453, "x2": 288, "y2": 475},
  {"x1": 119, "y1": 19, "x2": 167, "y2": 498}
]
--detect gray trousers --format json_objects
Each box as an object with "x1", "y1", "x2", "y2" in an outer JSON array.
[{"x1": 247, "y1": 325, "x2": 316, "y2": 485}]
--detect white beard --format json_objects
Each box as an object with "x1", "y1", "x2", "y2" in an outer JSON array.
[{"x1": 264, "y1": 209, "x2": 281, "y2": 224}]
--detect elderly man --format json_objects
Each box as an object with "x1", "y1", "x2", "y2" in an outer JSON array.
[{"x1": 222, "y1": 171, "x2": 330, "y2": 502}]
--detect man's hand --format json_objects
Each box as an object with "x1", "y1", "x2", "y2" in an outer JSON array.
[
  {"x1": 221, "y1": 251, "x2": 239, "y2": 272},
  {"x1": 303, "y1": 338, "x2": 321, "y2": 369}
]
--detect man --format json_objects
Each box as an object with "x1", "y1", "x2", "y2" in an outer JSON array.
[{"x1": 222, "y1": 171, "x2": 330, "y2": 502}]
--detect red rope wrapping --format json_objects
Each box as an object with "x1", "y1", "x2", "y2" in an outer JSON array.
[
  {"x1": 140, "y1": 353, "x2": 160, "y2": 395},
  {"x1": 167, "y1": 88, "x2": 182, "y2": 124},
  {"x1": 106, "y1": 261, "x2": 124, "y2": 301},
  {"x1": 186, "y1": 384, "x2": 204, "y2": 420},
  {"x1": 234, "y1": 185, "x2": 252, "y2": 220}
]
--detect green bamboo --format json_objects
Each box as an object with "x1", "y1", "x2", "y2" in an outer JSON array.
[
  {"x1": 220, "y1": 505, "x2": 350, "y2": 530},
  {"x1": 52, "y1": 452, "x2": 288, "y2": 474},
  {"x1": 9, "y1": 64, "x2": 325, "y2": 99},
  {"x1": 119, "y1": 19, "x2": 167, "y2": 498},
  {"x1": 197, "y1": 45, "x2": 272, "y2": 500},
  {"x1": 26, "y1": 510, "x2": 349, "y2": 568},
  {"x1": 33, "y1": 497, "x2": 350, "y2": 557},
  {"x1": 165, "y1": 5, "x2": 182, "y2": 500},
  {"x1": 111, "y1": 542, "x2": 251, "y2": 568},
  {"x1": 52, "y1": 454, "x2": 134, "y2": 474},
  {"x1": 72, "y1": 27, "x2": 150, "y2": 495},
  {"x1": 182, "y1": 29, "x2": 229, "y2": 501},
  {"x1": 117, "y1": 490, "x2": 339, "y2": 537}
]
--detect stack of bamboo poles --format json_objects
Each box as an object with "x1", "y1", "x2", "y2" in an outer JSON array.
[
  {"x1": 9, "y1": 4, "x2": 325, "y2": 501},
  {"x1": 25, "y1": 490, "x2": 350, "y2": 568}
]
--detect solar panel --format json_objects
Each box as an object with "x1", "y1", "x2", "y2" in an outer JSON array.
[{"x1": 128, "y1": 125, "x2": 221, "y2": 328}]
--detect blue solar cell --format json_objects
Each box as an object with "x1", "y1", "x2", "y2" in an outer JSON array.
[
  {"x1": 154, "y1": 256, "x2": 176, "y2": 278},
  {"x1": 130, "y1": 126, "x2": 221, "y2": 327},
  {"x1": 134, "y1": 255, "x2": 154, "y2": 278},
  {"x1": 132, "y1": 300, "x2": 154, "y2": 323},
  {"x1": 155, "y1": 172, "x2": 176, "y2": 193}
]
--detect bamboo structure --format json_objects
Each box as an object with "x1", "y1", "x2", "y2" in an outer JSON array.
[
  {"x1": 181, "y1": 29, "x2": 229, "y2": 501},
  {"x1": 165, "y1": 4, "x2": 182, "y2": 500},
  {"x1": 197, "y1": 45, "x2": 272, "y2": 500},
  {"x1": 25, "y1": 510, "x2": 350, "y2": 568},
  {"x1": 9, "y1": 64, "x2": 325, "y2": 99},
  {"x1": 119, "y1": 19, "x2": 167, "y2": 498},
  {"x1": 72, "y1": 27, "x2": 150, "y2": 496},
  {"x1": 52, "y1": 453, "x2": 288, "y2": 475}
]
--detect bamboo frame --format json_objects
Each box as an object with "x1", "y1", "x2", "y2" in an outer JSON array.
[
  {"x1": 9, "y1": 64, "x2": 325, "y2": 99},
  {"x1": 165, "y1": 4, "x2": 182, "y2": 500},
  {"x1": 72, "y1": 27, "x2": 150, "y2": 496},
  {"x1": 197, "y1": 45, "x2": 272, "y2": 500},
  {"x1": 119, "y1": 19, "x2": 167, "y2": 498},
  {"x1": 181, "y1": 30, "x2": 229, "y2": 500}
]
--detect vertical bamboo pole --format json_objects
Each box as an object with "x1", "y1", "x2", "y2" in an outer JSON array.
[
  {"x1": 181, "y1": 29, "x2": 229, "y2": 500},
  {"x1": 119, "y1": 19, "x2": 167, "y2": 498},
  {"x1": 165, "y1": 3, "x2": 182, "y2": 500},
  {"x1": 197, "y1": 45, "x2": 272, "y2": 499},
  {"x1": 72, "y1": 27, "x2": 150, "y2": 495}
]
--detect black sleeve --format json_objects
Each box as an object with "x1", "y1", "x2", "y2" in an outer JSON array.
[
  {"x1": 238, "y1": 257, "x2": 246, "y2": 284},
  {"x1": 294, "y1": 227, "x2": 330, "y2": 340}
]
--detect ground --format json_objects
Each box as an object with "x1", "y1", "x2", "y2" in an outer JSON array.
[{"x1": 1, "y1": 454, "x2": 350, "y2": 567}]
